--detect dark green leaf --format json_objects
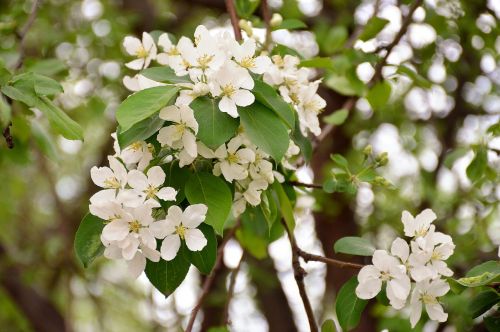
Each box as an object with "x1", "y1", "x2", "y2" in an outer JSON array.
[
  {"x1": 145, "y1": 245, "x2": 190, "y2": 297},
  {"x1": 140, "y1": 67, "x2": 190, "y2": 84},
  {"x1": 161, "y1": 162, "x2": 191, "y2": 204},
  {"x1": 74, "y1": 213, "x2": 105, "y2": 268},
  {"x1": 487, "y1": 123, "x2": 500, "y2": 136},
  {"x1": 185, "y1": 172, "x2": 232, "y2": 235},
  {"x1": 324, "y1": 109, "x2": 349, "y2": 125},
  {"x1": 253, "y1": 79, "x2": 295, "y2": 129},
  {"x1": 291, "y1": 114, "x2": 312, "y2": 163},
  {"x1": 467, "y1": 261, "x2": 500, "y2": 277},
  {"x1": 191, "y1": 96, "x2": 239, "y2": 149},
  {"x1": 359, "y1": 17, "x2": 390, "y2": 41},
  {"x1": 273, "y1": 18, "x2": 307, "y2": 30},
  {"x1": 235, "y1": 0, "x2": 260, "y2": 18},
  {"x1": 485, "y1": 316, "x2": 500, "y2": 332},
  {"x1": 239, "y1": 102, "x2": 289, "y2": 162},
  {"x1": 367, "y1": 81, "x2": 391, "y2": 110},
  {"x1": 334, "y1": 236, "x2": 376, "y2": 256},
  {"x1": 336, "y1": 277, "x2": 368, "y2": 331},
  {"x1": 466, "y1": 147, "x2": 487, "y2": 182},
  {"x1": 187, "y1": 223, "x2": 217, "y2": 274},
  {"x1": 469, "y1": 290, "x2": 500, "y2": 318},
  {"x1": 116, "y1": 85, "x2": 179, "y2": 132},
  {"x1": 397, "y1": 66, "x2": 432, "y2": 88},
  {"x1": 117, "y1": 114, "x2": 164, "y2": 148}
]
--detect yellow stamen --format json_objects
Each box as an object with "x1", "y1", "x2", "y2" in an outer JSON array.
[
  {"x1": 198, "y1": 54, "x2": 214, "y2": 69},
  {"x1": 130, "y1": 141, "x2": 143, "y2": 151},
  {"x1": 421, "y1": 293, "x2": 438, "y2": 304},
  {"x1": 136, "y1": 46, "x2": 148, "y2": 58},
  {"x1": 145, "y1": 185, "x2": 158, "y2": 199},
  {"x1": 175, "y1": 225, "x2": 186, "y2": 239},
  {"x1": 129, "y1": 220, "x2": 142, "y2": 233},
  {"x1": 104, "y1": 177, "x2": 120, "y2": 189},
  {"x1": 222, "y1": 84, "x2": 236, "y2": 97},
  {"x1": 227, "y1": 153, "x2": 239, "y2": 164},
  {"x1": 239, "y1": 56, "x2": 255, "y2": 69}
]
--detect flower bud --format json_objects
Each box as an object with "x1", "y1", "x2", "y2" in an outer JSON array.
[
  {"x1": 375, "y1": 152, "x2": 389, "y2": 166},
  {"x1": 363, "y1": 145, "x2": 372, "y2": 156},
  {"x1": 239, "y1": 19, "x2": 253, "y2": 37},
  {"x1": 270, "y1": 13, "x2": 283, "y2": 27}
]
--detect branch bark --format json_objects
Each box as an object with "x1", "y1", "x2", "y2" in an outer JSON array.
[
  {"x1": 298, "y1": 249, "x2": 364, "y2": 269},
  {"x1": 221, "y1": 252, "x2": 245, "y2": 326},
  {"x1": 224, "y1": 0, "x2": 242, "y2": 41}
]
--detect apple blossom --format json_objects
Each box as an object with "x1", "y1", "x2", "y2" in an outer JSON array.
[{"x1": 123, "y1": 32, "x2": 157, "y2": 70}]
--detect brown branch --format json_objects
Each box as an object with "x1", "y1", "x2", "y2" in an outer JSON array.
[
  {"x1": 261, "y1": 0, "x2": 272, "y2": 49},
  {"x1": 315, "y1": 0, "x2": 423, "y2": 148},
  {"x1": 281, "y1": 219, "x2": 318, "y2": 332},
  {"x1": 224, "y1": 0, "x2": 242, "y2": 41},
  {"x1": 297, "y1": 249, "x2": 364, "y2": 270},
  {"x1": 287, "y1": 181, "x2": 323, "y2": 189},
  {"x1": 14, "y1": 0, "x2": 42, "y2": 70},
  {"x1": 222, "y1": 252, "x2": 245, "y2": 326},
  {"x1": 3, "y1": 123, "x2": 13, "y2": 149},
  {"x1": 185, "y1": 222, "x2": 240, "y2": 332}
]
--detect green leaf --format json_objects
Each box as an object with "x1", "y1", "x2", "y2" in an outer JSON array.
[
  {"x1": 457, "y1": 272, "x2": 500, "y2": 288},
  {"x1": 271, "y1": 44, "x2": 303, "y2": 58},
  {"x1": 36, "y1": 97, "x2": 84, "y2": 140},
  {"x1": 467, "y1": 261, "x2": 500, "y2": 277},
  {"x1": 140, "y1": 67, "x2": 190, "y2": 84},
  {"x1": 116, "y1": 85, "x2": 179, "y2": 132},
  {"x1": 322, "y1": 26, "x2": 348, "y2": 53},
  {"x1": 325, "y1": 73, "x2": 364, "y2": 96},
  {"x1": 321, "y1": 319, "x2": 337, "y2": 332},
  {"x1": 324, "y1": 109, "x2": 349, "y2": 125},
  {"x1": 300, "y1": 57, "x2": 335, "y2": 70},
  {"x1": 238, "y1": 206, "x2": 271, "y2": 259},
  {"x1": 117, "y1": 114, "x2": 164, "y2": 148},
  {"x1": 359, "y1": 17, "x2": 390, "y2": 41},
  {"x1": 74, "y1": 213, "x2": 105, "y2": 268},
  {"x1": 334, "y1": 236, "x2": 375, "y2": 256},
  {"x1": 207, "y1": 327, "x2": 230, "y2": 332},
  {"x1": 185, "y1": 172, "x2": 232, "y2": 235},
  {"x1": 469, "y1": 290, "x2": 500, "y2": 319},
  {"x1": 239, "y1": 102, "x2": 289, "y2": 162},
  {"x1": 0, "y1": 94, "x2": 12, "y2": 128},
  {"x1": 443, "y1": 147, "x2": 469, "y2": 168},
  {"x1": 272, "y1": 182, "x2": 295, "y2": 231},
  {"x1": 331, "y1": 154, "x2": 349, "y2": 169},
  {"x1": 252, "y1": 79, "x2": 295, "y2": 129},
  {"x1": 485, "y1": 316, "x2": 500, "y2": 332},
  {"x1": 273, "y1": 18, "x2": 307, "y2": 30},
  {"x1": 291, "y1": 113, "x2": 312, "y2": 163},
  {"x1": 25, "y1": 58, "x2": 67, "y2": 76},
  {"x1": 1, "y1": 84, "x2": 38, "y2": 107},
  {"x1": 145, "y1": 245, "x2": 190, "y2": 297},
  {"x1": 487, "y1": 122, "x2": 500, "y2": 136},
  {"x1": 12, "y1": 72, "x2": 63, "y2": 96},
  {"x1": 161, "y1": 162, "x2": 191, "y2": 204},
  {"x1": 190, "y1": 96, "x2": 239, "y2": 149},
  {"x1": 260, "y1": 190, "x2": 278, "y2": 231},
  {"x1": 31, "y1": 120, "x2": 58, "y2": 161},
  {"x1": 396, "y1": 65, "x2": 432, "y2": 88},
  {"x1": 366, "y1": 81, "x2": 391, "y2": 110},
  {"x1": 466, "y1": 147, "x2": 487, "y2": 182},
  {"x1": 235, "y1": 0, "x2": 260, "y2": 18},
  {"x1": 336, "y1": 277, "x2": 368, "y2": 331},
  {"x1": 187, "y1": 223, "x2": 217, "y2": 274}
]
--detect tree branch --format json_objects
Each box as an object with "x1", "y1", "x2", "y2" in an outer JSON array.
[
  {"x1": 297, "y1": 249, "x2": 364, "y2": 270},
  {"x1": 281, "y1": 219, "x2": 318, "y2": 332},
  {"x1": 185, "y1": 222, "x2": 240, "y2": 332},
  {"x1": 14, "y1": 0, "x2": 42, "y2": 70},
  {"x1": 222, "y1": 252, "x2": 245, "y2": 326},
  {"x1": 287, "y1": 181, "x2": 323, "y2": 189},
  {"x1": 261, "y1": 0, "x2": 272, "y2": 49},
  {"x1": 224, "y1": 0, "x2": 242, "y2": 41}
]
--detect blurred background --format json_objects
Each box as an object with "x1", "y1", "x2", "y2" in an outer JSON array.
[{"x1": 0, "y1": 0, "x2": 499, "y2": 331}]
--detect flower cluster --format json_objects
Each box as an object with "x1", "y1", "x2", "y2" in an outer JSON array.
[
  {"x1": 355, "y1": 209, "x2": 455, "y2": 327},
  {"x1": 89, "y1": 145, "x2": 209, "y2": 278}
]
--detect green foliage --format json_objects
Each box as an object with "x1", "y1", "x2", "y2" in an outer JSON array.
[
  {"x1": 321, "y1": 319, "x2": 337, "y2": 332},
  {"x1": 322, "y1": 26, "x2": 348, "y2": 53},
  {"x1": 238, "y1": 102, "x2": 290, "y2": 161},
  {"x1": 117, "y1": 115, "x2": 164, "y2": 148},
  {"x1": 235, "y1": 0, "x2": 260, "y2": 19},
  {"x1": 366, "y1": 81, "x2": 391, "y2": 110},
  {"x1": 140, "y1": 67, "x2": 190, "y2": 83},
  {"x1": 272, "y1": 182, "x2": 295, "y2": 231},
  {"x1": 325, "y1": 72, "x2": 364, "y2": 96},
  {"x1": 396, "y1": 65, "x2": 432, "y2": 88},
  {"x1": 74, "y1": 213, "x2": 105, "y2": 268},
  {"x1": 336, "y1": 277, "x2": 368, "y2": 331},
  {"x1": 187, "y1": 223, "x2": 217, "y2": 274},
  {"x1": 323, "y1": 109, "x2": 349, "y2": 125},
  {"x1": 468, "y1": 290, "x2": 500, "y2": 319},
  {"x1": 334, "y1": 236, "x2": 376, "y2": 256},
  {"x1": 185, "y1": 172, "x2": 232, "y2": 235},
  {"x1": 358, "y1": 17, "x2": 389, "y2": 41},
  {"x1": 116, "y1": 85, "x2": 179, "y2": 132},
  {"x1": 191, "y1": 96, "x2": 239, "y2": 149},
  {"x1": 466, "y1": 146, "x2": 488, "y2": 183},
  {"x1": 273, "y1": 18, "x2": 307, "y2": 31},
  {"x1": 253, "y1": 79, "x2": 295, "y2": 129}
]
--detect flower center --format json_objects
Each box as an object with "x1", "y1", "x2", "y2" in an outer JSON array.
[
  {"x1": 129, "y1": 220, "x2": 142, "y2": 233},
  {"x1": 176, "y1": 123, "x2": 186, "y2": 134},
  {"x1": 175, "y1": 225, "x2": 186, "y2": 239},
  {"x1": 239, "y1": 56, "x2": 255, "y2": 69},
  {"x1": 227, "y1": 152, "x2": 239, "y2": 164},
  {"x1": 222, "y1": 84, "x2": 236, "y2": 97},
  {"x1": 136, "y1": 46, "x2": 148, "y2": 58},
  {"x1": 168, "y1": 46, "x2": 180, "y2": 56},
  {"x1": 104, "y1": 177, "x2": 120, "y2": 189},
  {"x1": 380, "y1": 271, "x2": 392, "y2": 281},
  {"x1": 198, "y1": 54, "x2": 214, "y2": 69},
  {"x1": 130, "y1": 141, "x2": 143, "y2": 151},
  {"x1": 421, "y1": 293, "x2": 437, "y2": 305},
  {"x1": 431, "y1": 250, "x2": 443, "y2": 261},
  {"x1": 415, "y1": 227, "x2": 428, "y2": 237},
  {"x1": 145, "y1": 185, "x2": 158, "y2": 199},
  {"x1": 284, "y1": 77, "x2": 297, "y2": 87}
]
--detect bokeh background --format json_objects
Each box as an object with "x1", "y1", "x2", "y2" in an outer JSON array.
[{"x1": 0, "y1": 0, "x2": 499, "y2": 331}]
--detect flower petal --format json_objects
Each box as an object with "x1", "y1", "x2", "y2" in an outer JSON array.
[
  {"x1": 160, "y1": 234, "x2": 181, "y2": 261},
  {"x1": 184, "y1": 228, "x2": 207, "y2": 251},
  {"x1": 183, "y1": 204, "x2": 208, "y2": 228}
]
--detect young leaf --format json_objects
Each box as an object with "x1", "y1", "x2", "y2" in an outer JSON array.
[
  {"x1": 324, "y1": 109, "x2": 349, "y2": 125},
  {"x1": 190, "y1": 96, "x2": 239, "y2": 149},
  {"x1": 468, "y1": 290, "x2": 500, "y2": 319},
  {"x1": 325, "y1": 73, "x2": 364, "y2": 96},
  {"x1": 140, "y1": 67, "x2": 190, "y2": 84},
  {"x1": 272, "y1": 182, "x2": 295, "y2": 231},
  {"x1": 235, "y1": 0, "x2": 260, "y2": 18},
  {"x1": 466, "y1": 147, "x2": 487, "y2": 182},
  {"x1": 273, "y1": 18, "x2": 307, "y2": 31},
  {"x1": 187, "y1": 223, "x2": 217, "y2": 274},
  {"x1": 334, "y1": 236, "x2": 375, "y2": 256},
  {"x1": 321, "y1": 319, "x2": 337, "y2": 332},
  {"x1": 300, "y1": 57, "x2": 335, "y2": 70},
  {"x1": 74, "y1": 213, "x2": 105, "y2": 268},
  {"x1": 331, "y1": 154, "x2": 349, "y2": 169},
  {"x1": 291, "y1": 118, "x2": 312, "y2": 163},
  {"x1": 238, "y1": 102, "x2": 289, "y2": 162},
  {"x1": 36, "y1": 96, "x2": 84, "y2": 140},
  {"x1": 336, "y1": 277, "x2": 368, "y2": 331},
  {"x1": 271, "y1": 44, "x2": 303, "y2": 58},
  {"x1": 185, "y1": 172, "x2": 232, "y2": 235},
  {"x1": 396, "y1": 65, "x2": 432, "y2": 88},
  {"x1": 145, "y1": 245, "x2": 190, "y2": 297},
  {"x1": 466, "y1": 261, "x2": 500, "y2": 277},
  {"x1": 358, "y1": 17, "x2": 390, "y2": 41},
  {"x1": 116, "y1": 85, "x2": 179, "y2": 132},
  {"x1": 12, "y1": 72, "x2": 63, "y2": 96},
  {"x1": 117, "y1": 114, "x2": 164, "y2": 148},
  {"x1": 322, "y1": 26, "x2": 348, "y2": 53},
  {"x1": 487, "y1": 122, "x2": 500, "y2": 136},
  {"x1": 366, "y1": 81, "x2": 391, "y2": 110},
  {"x1": 252, "y1": 79, "x2": 295, "y2": 129}
]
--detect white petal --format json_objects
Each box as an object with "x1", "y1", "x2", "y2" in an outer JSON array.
[
  {"x1": 183, "y1": 204, "x2": 208, "y2": 228},
  {"x1": 127, "y1": 170, "x2": 148, "y2": 190},
  {"x1": 232, "y1": 89, "x2": 254, "y2": 107},
  {"x1": 157, "y1": 187, "x2": 177, "y2": 201},
  {"x1": 147, "y1": 166, "x2": 166, "y2": 187},
  {"x1": 126, "y1": 58, "x2": 145, "y2": 70},
  {"x1": 139, "y1": 228, "x2": 156, "y2": 249},
  {"x1": 184, "y1": 228, "x2": 207, "y2": 251},
  {"x1": 123, "y1": 36, "x2": 142, "y2": 55},
  {"x1": 357, "y1": 265, "x2": 380, "y2": 282},
  {"x1": 142, "y1": 245, "x2": 161, "y2": 262},
  {"x1": 159, "y1": 105, "x2": 181, "y2": 122},
  {"x1": 425, "y1": 303, "x2": 448, "y2": 322},
  {"x1": 387, "y1": 276, "x2": 411, "y2": 300},
  {"x1": 391, "y1": 237, "x2": 410, "y2": 262},
  {"x1": 355, "y1": 278, "x2": 382, "y2": 299},
  {"x1": 182, "y1": 131, "x2": 198, "y2": 158},
  {"x1": 219, "y1": 96, "x2": 238, "y2": 118},
  {"x1": 127, "y1": 252, "x2": 146, "y2": 279},
  {"x1": 102, "y1": 220, "x2": 129, "y2": 242},
  {"x1": 410, "y1": 298, "x2": 423, "y2": 328},
  {"x1": 160, "y1": 234, "x2": 181, "y2": 261}
]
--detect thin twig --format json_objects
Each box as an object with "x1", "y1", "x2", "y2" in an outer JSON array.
[
  {"x1": 297, "y1": 249, "x2": 364, "y2": 270},
  {"x1": 222, "y1": 252, "x2": 245, "y2": 326},
  {"x1": 281, "y1": 219, "x2": 318, "y2": 332},
  {"x1": 224, "y1": 0, "x2": 242, "y2": 41},
  {"x1": 2, "y1": 124, "x2": 13, "y2": 149},
  {"x1": 14, "y1": 0, "x2": 42, "y2": 70},
  {"x1": 185, "y1": 222, "x2": 240, "y2": 332},
  {"x1": 261, "y1": 0, "x2": 272, "y2": 50},
  {"x1": 287, "y1": 181, "x2": 323, "y2": 189},
  {"x1": 314, "y1": 0, "x2": 422, "y2": 147}
]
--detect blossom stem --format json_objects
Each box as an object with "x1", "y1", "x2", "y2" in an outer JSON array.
[
  {"x1": 221, "y1": 252, "x2": 245, "y2": 326},
  {"x1": 224, "y1": 0, "x2": 242, "y2": 41},
  {"x1": 185, "y1": 221, "x2": 240, "y2": 332},
  {"x1": 280, "y1": 219, "x2": 318, "y2": 332},
  {"x1": 261, "y1": 0, "x2": 272, "y2": 50},
  {"x1": 287, "y1": 181, "x2": 323, "y2": 189},
  {"x1": 297, "y1": 249, "x2": 364, "y2": 269}
]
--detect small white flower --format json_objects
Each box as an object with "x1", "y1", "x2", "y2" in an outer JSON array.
[
  {"x1": 243, "y1": 179, "x2": 269, "y2": 206},
  {"x1": 123, "y1": 32, "x2": 157, "y2": 70},
  {"x1": 410, "y1": 229, "x2": 455, "y2": 279},
  {"x1": 356, "y1": 250, "x2": 411, "y2": 309},
  {"x1": 213, "y1": 137, "x2": 255, "y2": 182},
  {"x1": 150, "y1": 204, "x2": 208, "y2": 260},
  {"x1": 249, "y1": 149, "x2": 274, "y2": 183},
  {"x1": 126, "y1": 166, "x2": 177, "y2": 207},
  {"x1": 91, "y1": 156, "x2": 128, "y2": 190},
  {"x1": 104, "y1": 242, "x2": 160, "y2": 279},
  {"x1": 156, "y1": 33, "x2": 182, "y2": 67},
  {"x1": 391, "y1": 237, "x2": 433, "y2": 282},
  {"x1": 157, "y1": 105, "x2": 199, "y2": 159},
  {"x1": 117, "y1": 140, "x2": 154, "y2": 171},
  {"x1": 123, "y1": 74, "x2": 164, "y2": 92},
  {"x1": 402, "y1": 209, "x2": 437, "y2": 238},
  {"x1": 295, "y1": 83, "x2": 325, "y2": 136},
  {"x1": 409, "y1": 278, "x2": 450, "y2": 327},
  {"x1": 209, "y1": 61, "x2": 255, "y2": 117},
  {"x1": 175, "y1": 81, "x2": 209, "y2": 106},
  {"x1": 232, "y1": 38, "x2": 272, "y2": 74}
]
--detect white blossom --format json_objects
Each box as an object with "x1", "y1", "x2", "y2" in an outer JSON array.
[
  {"x1": 232, "y1": 38, "x2": 271, "y2": 74},
  {"x1": 90, "y1": 156, "x2": 128, "y2": 192},
  {"x1": 402, "y1": 209, "x2": 437, "y2": 238},
  {"x1": 123, "y1": 32, "x2": 157, "y2": 70},
  {"x1": 213, "y1": 137, "x2": 255, "y2": 182},
  {"x1": 156, "y1": 33, "x2": 182, "y2": 67},
  {"x1": 126, "y1": 166, "x2": 177, "y2": 207},
  {"x1": 409, "y1": 278, "x2": 450, "y2": 327}
]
